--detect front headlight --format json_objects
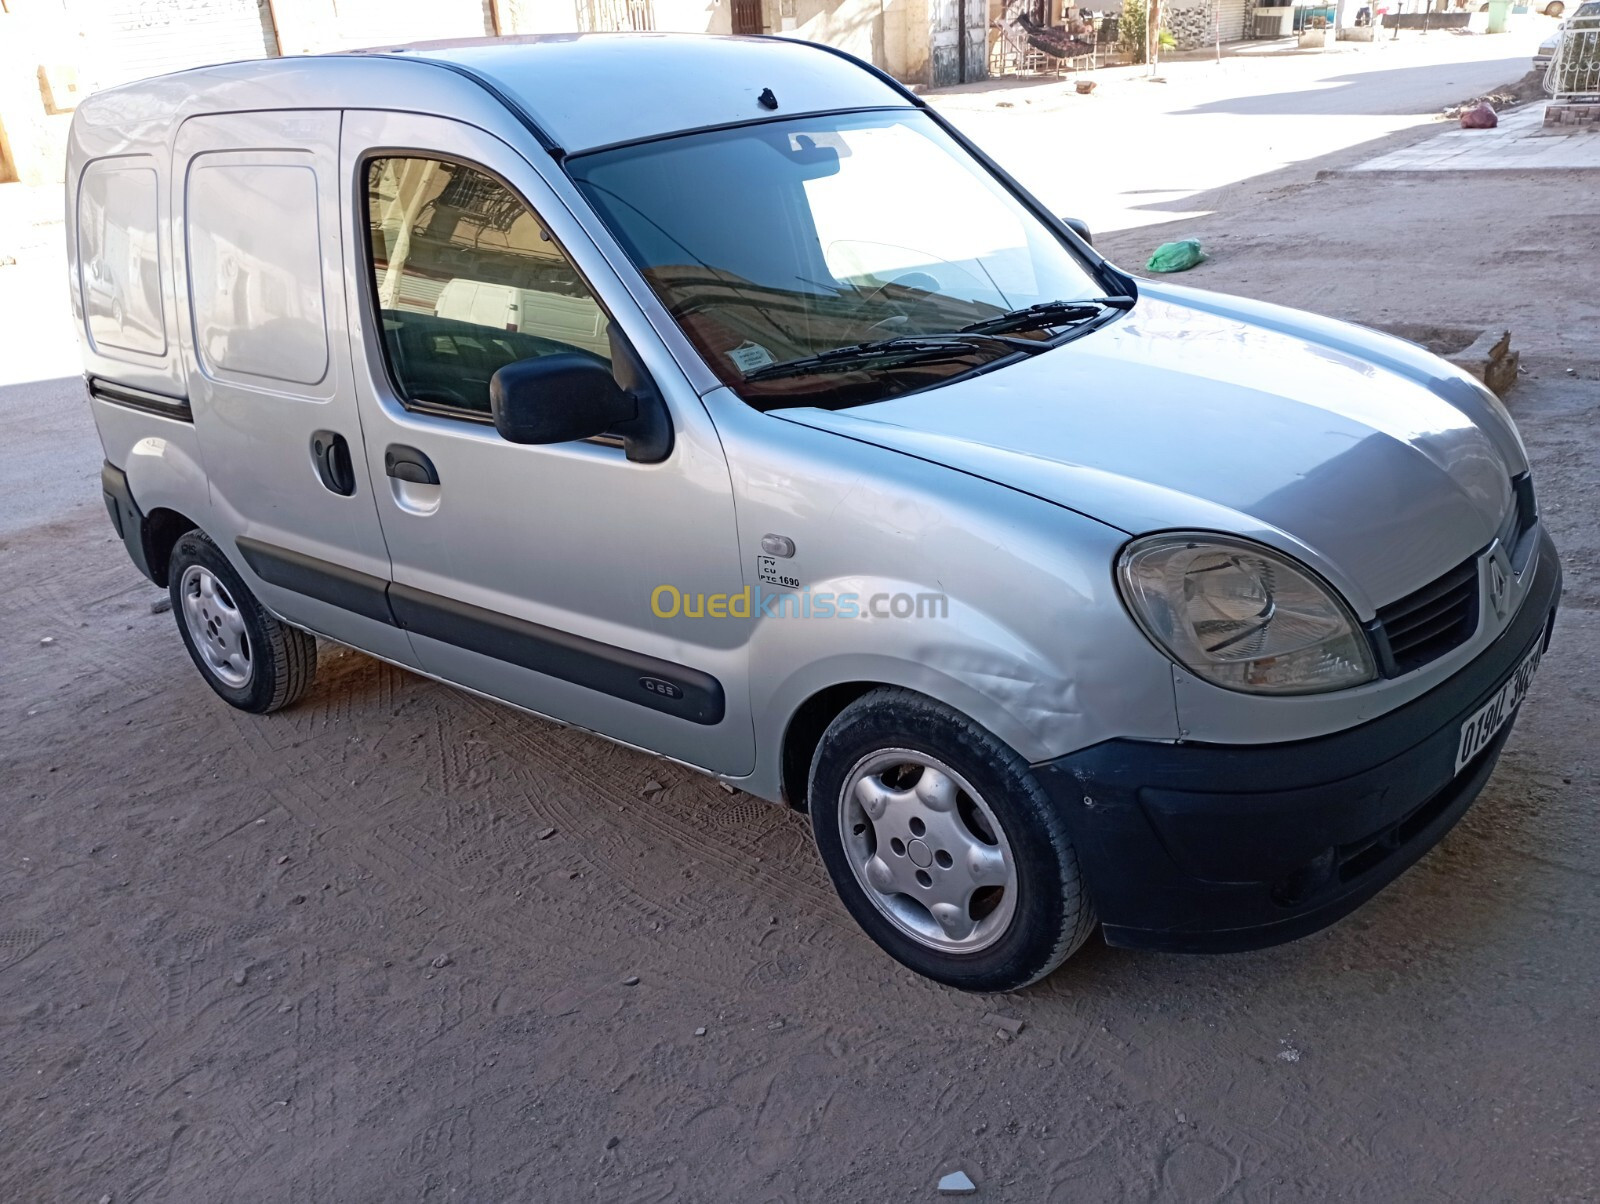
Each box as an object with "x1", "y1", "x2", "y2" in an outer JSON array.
[{"x1": 1117, "y1": 534, "x2": 1376, "y2": 696}]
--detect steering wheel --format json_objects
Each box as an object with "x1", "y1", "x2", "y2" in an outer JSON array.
[{"x1": 863, "y1": 271, "x2": 947, "y2": 335}]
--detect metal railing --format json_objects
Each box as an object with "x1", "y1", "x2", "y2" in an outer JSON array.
[{"x1": 1546, "y1": 11, "x2": 1600, "y2": 101}]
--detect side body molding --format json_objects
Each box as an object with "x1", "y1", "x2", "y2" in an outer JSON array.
[{"x1": 234, "y1": 538, "x2": 724, "y2": 725}]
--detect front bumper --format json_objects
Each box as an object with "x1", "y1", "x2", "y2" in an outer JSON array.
[{"x1": 1035, "y1": 528, "x2": 1562, "y2": 954}]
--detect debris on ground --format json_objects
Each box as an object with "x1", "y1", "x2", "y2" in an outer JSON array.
[
  {"x1": 1076, "y1": 80, "x2": 1096, "y2": 95},
  {"x1": 1459, "y1": 103, "x2": 1498, "y2": 130},
  {"x1": 605, "y1": 1136, "x2": 620, "y2": 1150},
  {"x1": 40, "y1": 636, "x2": 54, "y2": 646},
  {"x1": 430, "y1": 954, "x2": 452, "y2": 969},
  {"x1": 231, "y1": 966, "x2": 248, "y2": 986},
  {"x1": 641, "y1": 779, "x2": 664, "y2": 797},
  {"x1": 537, "y1": 826, "x2": 557, "y2": 840},
  {"x1": 694, "y1": 1026, "x2": 707, "y2": 1036},
  {"x1": 1369, "y1": 323, "x2": 1519, "y2": 397},
  {"x1": 1145, "y1": 239, "x2": 1207, "y2": 273},
  {"x1": 982, "y1": 1012, "x2": 1025, "y2": 1036},
  {"x1": 938, "y1": 1169, "x2": 978, "y2": 1196},
  {"x1": 150, "y1": 597, "x2": 172, "y2": 614},
  {"x1": 1442, "y1": 69, "x2": 1545, "y2": 120},
  {"x1": 622, "y1": 975, "x2": 640, "y2": 986}
]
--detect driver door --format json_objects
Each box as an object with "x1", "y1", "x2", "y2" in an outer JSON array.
[{"x1": 338, "y1": 110, "x2": 754, "y2": 775}]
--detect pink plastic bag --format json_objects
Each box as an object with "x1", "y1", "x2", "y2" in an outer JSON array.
[{"x1": 1460, "y1": 103, "x2": 1498, "y2": 129}]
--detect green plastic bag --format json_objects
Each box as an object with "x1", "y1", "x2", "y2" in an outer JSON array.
[{"x1": 1145, "y1": 239, "x2": 1207, "y2": 273}]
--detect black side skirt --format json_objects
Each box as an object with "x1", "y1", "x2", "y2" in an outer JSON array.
[{"x1": 235, "y1": 538, "x2": 724, "y2": 726}]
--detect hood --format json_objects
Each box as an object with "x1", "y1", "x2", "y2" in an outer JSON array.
[{"x1": 776, "y1": 291, "x2": 1516, "y2": 614}]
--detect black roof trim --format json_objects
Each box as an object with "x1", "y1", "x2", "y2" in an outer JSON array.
[{"x1": 379, "y1": 53, "x2": 566, "y2": 159}]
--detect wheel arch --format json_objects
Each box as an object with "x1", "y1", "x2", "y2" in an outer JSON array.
[
  {"x1": 779, "y1": 681, "x2": 878, "y2": 811},
  {"x1": 141, "y1": 507, "x2": 200, "y2": 586},
  {"x1": 768, "y1": 655, "x2": 1063, "y2": 811}
]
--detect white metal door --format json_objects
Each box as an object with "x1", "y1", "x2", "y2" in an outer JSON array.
[
  {"x1": 1216, "y1": 0, "x2": 1249, "y2": 41},
  {"x1": 72, "y1": 0, "x2": 278, "y2": 89},
  {"x1": 316, "y1": 0, "x2": 493, "y2": 48}
]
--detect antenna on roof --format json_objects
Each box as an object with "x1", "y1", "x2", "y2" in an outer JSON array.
[{"x1": 757, "y1": 88, "x2": 778, "y2": 110}]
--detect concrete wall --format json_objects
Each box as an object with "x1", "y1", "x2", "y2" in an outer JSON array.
[
  {"x1": 1167, "y1": 0, "x2": 1217, "y2": 48},
  {"x1": 0, "y1": 2, "x2": 83, "y2": 185}
]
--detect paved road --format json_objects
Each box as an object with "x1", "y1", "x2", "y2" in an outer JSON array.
[{"x1": 930, "y1": 26, "x2": 1551, "y2": 234}]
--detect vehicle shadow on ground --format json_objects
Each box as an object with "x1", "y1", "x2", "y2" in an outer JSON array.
[{"x1": 1173, "y1": 54, "x2": 1532, "y2": 116}]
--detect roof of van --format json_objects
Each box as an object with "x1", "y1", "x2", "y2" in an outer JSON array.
[
  {"x1": 369, "y1": 35, "x2": 915, "y2": 154},
  {"x1": 81, "y1": 34, "x2": 917, "y2": 158}
]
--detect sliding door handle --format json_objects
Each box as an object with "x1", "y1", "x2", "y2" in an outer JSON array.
[
  {"x1": 384, "y1": 444, "x2": 439, "y2": 486},
  {"x1": 310, "y1": 430, "x2": 356, "y2": 496}
]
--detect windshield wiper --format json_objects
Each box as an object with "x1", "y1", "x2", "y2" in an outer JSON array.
[
  {"x1": 959, "y1": 295, "x2": 1135, "y2": 338},
  {"x1": 742, "y1": 333, "x2": 1041, "y2": 383}
]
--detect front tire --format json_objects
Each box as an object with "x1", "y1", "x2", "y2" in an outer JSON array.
[
  {"x1": 168, "y1": 529, "x2": 317, "y2": 713},
  {"x1": 809, "y1": 688, "x2": 1096, "y2": 992}
]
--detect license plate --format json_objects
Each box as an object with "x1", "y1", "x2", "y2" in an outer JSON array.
[{"x1": 1455, "y1": 645, "x2": 1542, "y2": 773}]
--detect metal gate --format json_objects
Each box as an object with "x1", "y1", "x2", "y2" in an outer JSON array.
[
  {"x1": 578, "y1": 0, "x2": 658, "y2": 30},
  {"x1": 731, "y1": 0, "x2": 765, "y2": 34},
  {"x1": 1215, "y1": 0, "x2": 1248, "y2": 40},
  {"x1": 1546, "y1": 10, "x2": 1600, "y2": 101},
  {"x1": 930, "y1": 0, "x2": 989, "y2": 86}
]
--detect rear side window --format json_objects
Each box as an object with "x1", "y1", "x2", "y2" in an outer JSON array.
[
  {"x1": 364, "y1": 157, "x2": 610, "y2": 419},
  {"x1": 78, "y1": 160, "x2": 166, "y2": 358},
  {"x1": 187, "y1": 161, "x2": 329, "y2": 386}
]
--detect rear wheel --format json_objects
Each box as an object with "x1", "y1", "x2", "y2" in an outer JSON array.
[
  {"x1": 1545, "y1": 1, "x2": 1564, "y2": 16},
  {"x1": 168, "y1": 529, "x2": 317, "y2": 713},
  {"x1": 809, "y1": 688, "x2": 1096, "y2": 992}
]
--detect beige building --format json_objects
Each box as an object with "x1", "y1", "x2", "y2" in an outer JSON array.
[{"x1": 0, "y1": 0, "x2": 990, "y2": 184}]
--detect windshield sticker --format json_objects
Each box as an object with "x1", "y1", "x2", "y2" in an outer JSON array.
[{"x1": 727, "y1": 342, "x2": 775, "y2": 374}]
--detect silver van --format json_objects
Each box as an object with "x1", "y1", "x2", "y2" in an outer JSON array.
[{"x1": 70, "y1": 35, "x2": 1560, "y2": 991}]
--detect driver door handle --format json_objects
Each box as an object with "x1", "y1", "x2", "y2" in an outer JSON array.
[{"x1": 385, "y1": 444, "x2": 439, "y2": 486}]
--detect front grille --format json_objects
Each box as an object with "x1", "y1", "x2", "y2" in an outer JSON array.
[{"x1": 1373, "y1": 557, "x2": 1480, "y2": 676}]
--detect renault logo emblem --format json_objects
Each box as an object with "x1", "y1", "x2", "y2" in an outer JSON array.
[{"x1": 1488, "y1": 547, "x2": 1512, "y2": 621}]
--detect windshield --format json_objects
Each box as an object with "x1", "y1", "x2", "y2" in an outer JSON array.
[{"x1": 567, "y1": 110, "x2": 1113, "y2": 411}]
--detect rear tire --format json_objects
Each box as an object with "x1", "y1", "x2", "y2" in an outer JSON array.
[
  {"x1": 168, "y1": 529, "x2": 317, "y2": 713},
  {"x1": 809, "y1": 688, "x2": 1096, "y2": 992}
]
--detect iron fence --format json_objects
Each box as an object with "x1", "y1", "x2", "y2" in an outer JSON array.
[{"x1": 1546, "y1": 10, "x2": 1600, "y2": 101}]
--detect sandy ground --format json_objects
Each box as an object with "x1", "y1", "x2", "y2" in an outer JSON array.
[{"x1": 4, "y1": 34, "x2": 1600, "y2": 1202}]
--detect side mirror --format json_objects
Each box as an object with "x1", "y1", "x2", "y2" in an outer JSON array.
[
  {"x1": 490, "y1": 354, "x2": 636, "y2": 446},
  {"x1": 1063, "y1": 217, "x2": 1093, "y2": 246}
]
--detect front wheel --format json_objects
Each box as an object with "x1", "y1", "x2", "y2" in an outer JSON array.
[
  {"x1": 168, "y1": 529, "x2": 318, "y2": 713},
  {"x1": 809, "y1": 689, "x2": 1096, "y2": 992}
]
